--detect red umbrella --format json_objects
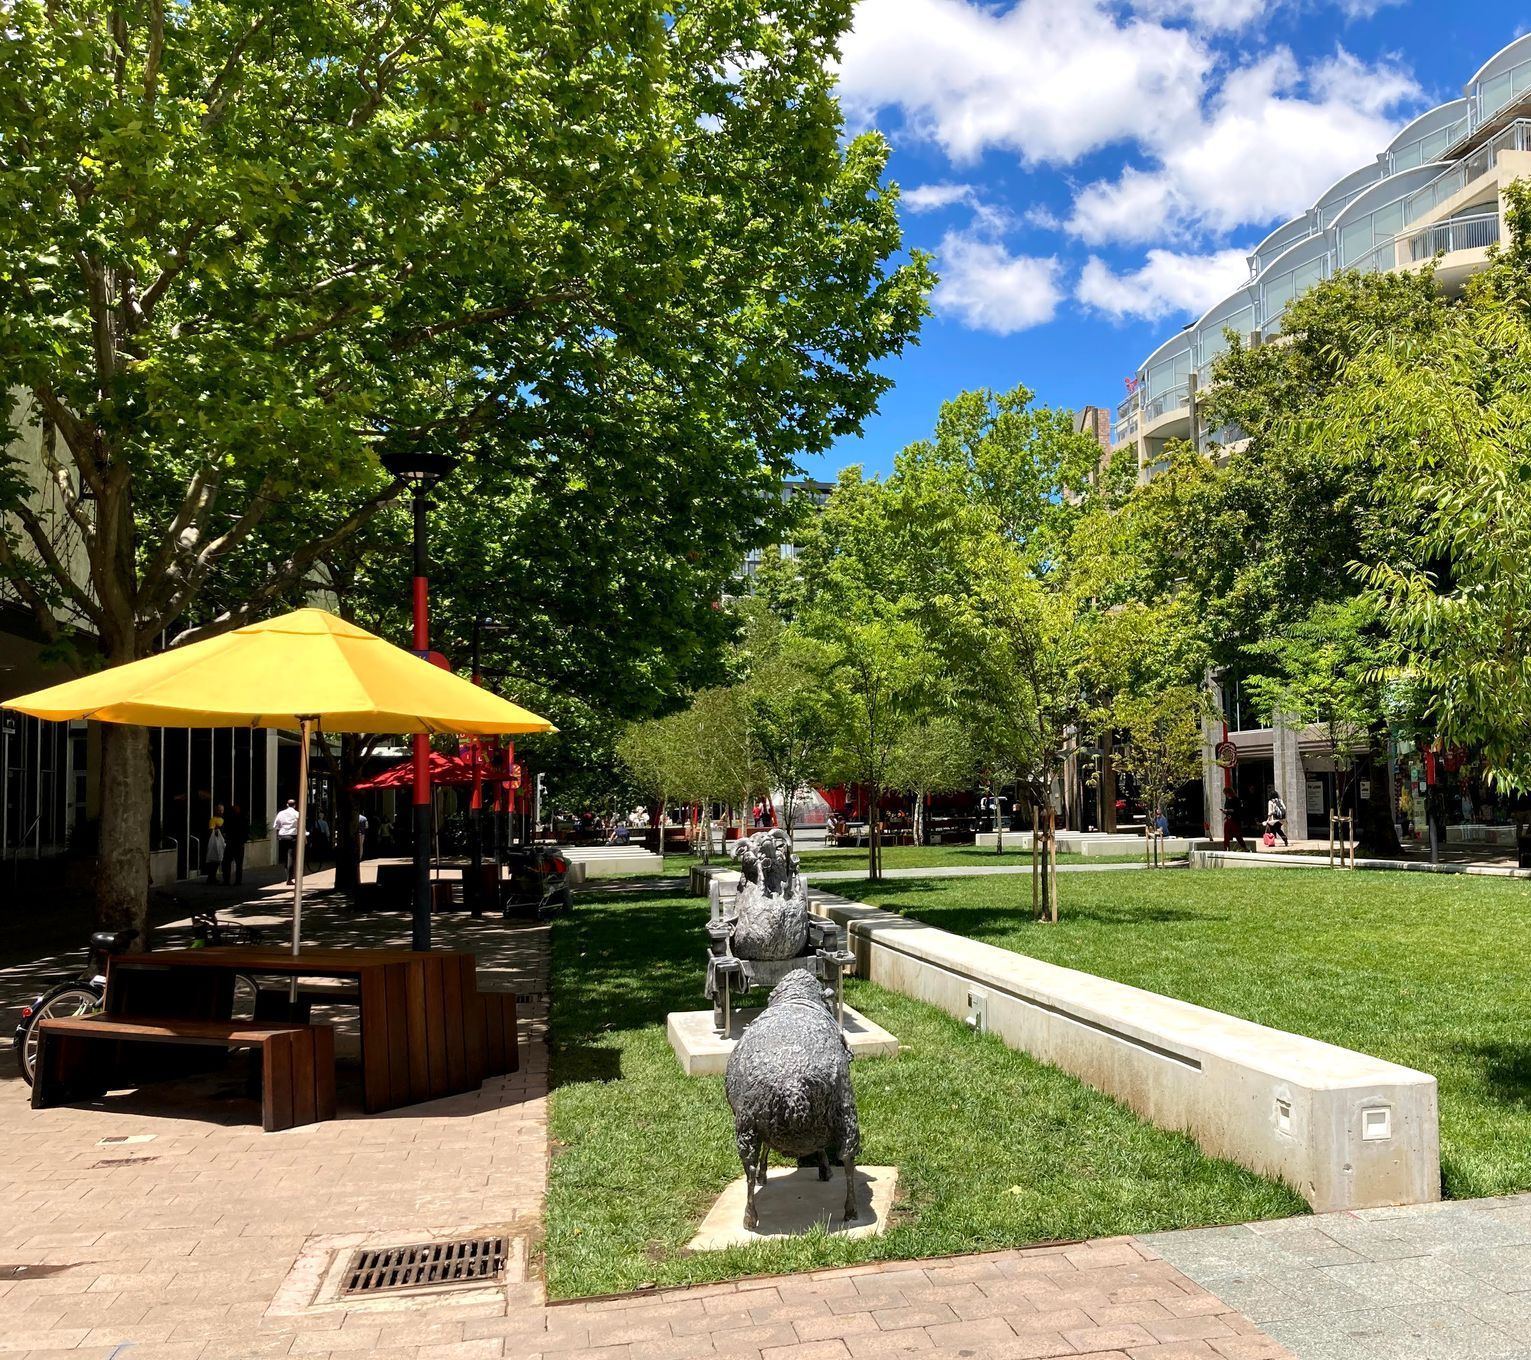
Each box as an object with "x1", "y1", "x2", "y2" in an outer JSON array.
[{"x1": 355, "y1": 750, "x2": 483, "y2": 791}]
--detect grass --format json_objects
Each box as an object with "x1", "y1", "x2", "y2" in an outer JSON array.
[
  {"x1": 659, "y1": 843, "x2": 1162, "y2": 877},
  {"x1": 851, "y1": 867, "x2": 1531, "y2": 1201},
  {"x1": 545, "y1": 886, "x2": 1304, "y2": 1299}
]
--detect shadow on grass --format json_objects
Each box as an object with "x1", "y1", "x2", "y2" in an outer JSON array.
[
  {"x1": 550, "y1": 888, "x2": 708, "y2": 1091},
  {"x1": 1458, "y1": 1041, "x2": 1531, "y2": 1109}
]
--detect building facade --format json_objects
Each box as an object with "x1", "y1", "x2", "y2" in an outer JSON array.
[
  {"x1": 1, "y1": 397, "x2": 280, "y2": 887},
  {"x1": 1110, "y1": 34, "x2": 1531, "y2": 842}
]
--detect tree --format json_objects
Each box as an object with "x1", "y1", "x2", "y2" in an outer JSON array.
[
  {"x1": 1245, "y1": 599, "x2": 1389, "y2": 853},
  {"x1": 887, "y1": 715, "x2": 975, "y2": 845},
  {"x1": 819, "y1": 613, "x2": 934, "y2": 880},
  {"x1": 1328, "y1": 184, "x2": 1531, "y2": 792},
  {"x1": 745, "y1": 638, "x2": 836, "y2": 840},
  {"x1": 0, "y1": 0, "x2": 932, "y2": 934},
  {"x1": 1110, "y1": 686, "x2": 1206, "y2": 864}
]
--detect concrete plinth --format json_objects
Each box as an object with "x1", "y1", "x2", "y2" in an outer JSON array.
[
  {"x1": 667, "y1": 1005, "x2": 899, "y2": 1077},
  {"x1": 688, "y1": 1165, "x2": 898, "y2": 1250}
]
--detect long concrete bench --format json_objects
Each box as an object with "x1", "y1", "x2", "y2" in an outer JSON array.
[
  {"x1": 975, "y1": 831, "x2": 1196, "y2": 856},
  {"x1": 809, "y1": 889, "x2": 1440, "y2": 1214},
  {"x1": 561, "y1": 845, "x2": 664, "y2": 876}
]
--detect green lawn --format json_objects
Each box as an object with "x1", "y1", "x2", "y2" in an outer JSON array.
[
  {"x1": 545, "y1": 886, "x2": 1304, "y2": 1299},
  {"x1": 853, "y1": 868, "x2": 1531, "y2": 1201},
  {"x1": 660, "y1": 843, "x2": 1162, "y2": 876}
]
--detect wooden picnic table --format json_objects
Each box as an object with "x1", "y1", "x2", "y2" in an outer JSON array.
[{"x1": 104, "y1": 946, "x2": 518, "y2": 1115}]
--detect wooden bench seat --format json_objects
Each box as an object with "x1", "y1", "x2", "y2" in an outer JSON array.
[{"x1": 32, "y1": 1015, "x2": 336, "y2": 1132}]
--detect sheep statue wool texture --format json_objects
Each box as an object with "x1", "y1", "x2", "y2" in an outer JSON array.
[
  {"x1": 724, "y1": 970, "x2": 861, "y2": 1230},
  {"x1": 729, "y1": 828, "x2": 810, "y2": 961}
]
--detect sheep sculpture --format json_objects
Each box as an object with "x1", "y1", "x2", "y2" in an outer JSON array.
[
  {"x1": 724, "y1": 970, "x2": 861, "y2": 1230},
  {"x1": 728, "y1": 828, "x2": 810, "y2": 961}
]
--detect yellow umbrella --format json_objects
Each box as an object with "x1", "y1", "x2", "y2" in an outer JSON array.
[{"x1": 3, "y1": 608, "x2": 555, "y2": 953}]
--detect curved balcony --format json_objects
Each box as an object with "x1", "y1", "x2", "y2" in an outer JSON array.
[
  {"x1": 1402, "y1": 119, "x2": 1531, "y2": 223},
  {"x1": 1403, "y1": 210, "x2": 1500, "y2": 262}
]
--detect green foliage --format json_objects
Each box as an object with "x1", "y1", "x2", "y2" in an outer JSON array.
[
  {"x1": 1244, "y1": 599, "x2": 1386, "y2": 793},
  {"x1": 1109, "y1": 685, "x2": 1206, "y2": 825}
]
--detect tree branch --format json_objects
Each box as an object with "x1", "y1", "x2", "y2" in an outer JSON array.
[
  {"x1": 137, "y1": 463, "x2": 226, "y2": 613},
  {"x1": 8, "y1": 497, "x2": 106, "y2": 631},
  {"x1": 159, "y1": 482, "x2": 404, "y2": 649},
  {"x1": 201, "y1": 16, "x2": 269, "y2": 129}
]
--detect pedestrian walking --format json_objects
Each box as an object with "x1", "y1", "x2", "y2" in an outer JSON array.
[
  {"x1": 1223, "y1": 787, "x2": 1251, "y2": 853},
  {"x1": 356, "y1": 810, "x2": 369, "y2": 862},
  {"x1": 274, "y1": 798, "x2": 301, "y2": 884},
  {"x1": 1265, "y1": 791, "x2": 1289, "y2": 847},
  {"x1": 310, "y1": 813, "x2": 331, "y2": 868},
  {"x1": 221, "y1": 803, "x2": 249, "y2": 885},
  {"x1": 204, "y1": 803, "x2": 226, "y2": 882}
]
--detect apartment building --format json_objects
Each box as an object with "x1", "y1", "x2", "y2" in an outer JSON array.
[
  {"x1": 1106, "y1": 33, "x2": 1531, "y2": 843},
  {"x1": 1114, "y1": 32, "x2": 1531, "y2": 476}
]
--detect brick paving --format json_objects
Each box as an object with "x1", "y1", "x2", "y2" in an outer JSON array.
[{"x1": 0, "y1": 865, "x2": 1314, "y2": 1359}]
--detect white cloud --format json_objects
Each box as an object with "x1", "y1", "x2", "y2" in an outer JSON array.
[
  {"x1": 838, "y1": 0, "x2": 1209, "y2": 164},
  {"x1": 934, "y1": 233, "x2": 1065, "y2": 333},
  {"x1": 901, "y1": 181, "x2": 1016, "y2": 234},
  {"x1": 1128, "y1": 0, "x2": 1268, "y2": 32},
  {"x1": 1066, "y1": 46, "x2": 1421, "y2": 243},
  {"x1": 901, "y1": 182, "x2": 978, "y2": 211},
  {"x1": 1077, "y1": 247, "x2": 1252, "y2": 322}
]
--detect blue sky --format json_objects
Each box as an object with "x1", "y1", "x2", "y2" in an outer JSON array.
[{"x1": 821, "y1": 0, "x2": 1528, "y2": 478}]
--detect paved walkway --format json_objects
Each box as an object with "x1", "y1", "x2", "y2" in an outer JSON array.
[
  {"x1": 3, "y1": 866, "x2": 1527, "y2": 1359},
  {"x1": 1146, "y1": 1198, "x2": 1531, "y2": 1360}
]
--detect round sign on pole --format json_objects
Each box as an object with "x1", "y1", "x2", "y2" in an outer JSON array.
[{"x1": 1214, "y1": 741, "x2": 1238, "y2": 769}]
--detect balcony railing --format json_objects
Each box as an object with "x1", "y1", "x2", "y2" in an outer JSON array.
[
  {"x1": 1476, "y1": 57, "x2": 1531, "y2": 125},
  {"x1": 1141, "y1": 381, "x2": 1189, "y2": 424},
  {"x1": 1350, "y1": 239, "x2": 1398, "y2": 275},
  {"x1": 1387, "y1": 115, "x2": 1470, "y2": 174},
  {"x1": 1402, "y1": 119, "x2": 1531, "y2": 224},
  {"x1": 1404, "y1": 211, "x2": 1500, "y2": 262}
]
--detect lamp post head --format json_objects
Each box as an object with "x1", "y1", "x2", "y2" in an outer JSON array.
[{"x1": 379, "y1": 448, "x2": 460, "y2": 490}]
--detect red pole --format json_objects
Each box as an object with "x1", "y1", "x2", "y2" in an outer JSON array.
[{"x1": 410, "y1": 498, "x2": 432, "y2": 951}]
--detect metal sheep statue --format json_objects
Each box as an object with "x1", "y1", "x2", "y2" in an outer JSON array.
[{"x1": 724, "y1": 970, "x2": 861, "y2": 1231}]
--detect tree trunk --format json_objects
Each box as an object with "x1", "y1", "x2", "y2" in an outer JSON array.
[
  {"x1": 1031, "y1": 803, "x2": 1040, "y2": 917},
  {"x1": 1102, "y1": 733, "x2": 1118, "y2": 833},
  {"x1": 867, "y1": 781, "x2": 880, "y2": 880},
  {"x1": 97, "y1": 723, "x2": 153, "y2": 945}
]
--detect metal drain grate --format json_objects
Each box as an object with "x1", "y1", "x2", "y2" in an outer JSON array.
[{"x1": 341, "y1": 1237, "x2": 507, "y2": 1296}]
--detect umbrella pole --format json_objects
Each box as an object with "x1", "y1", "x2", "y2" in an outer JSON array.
[{"x1": 292, "y1": 717, "x2": 316, "y2": 959}]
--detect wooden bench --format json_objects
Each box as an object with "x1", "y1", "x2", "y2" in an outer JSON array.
[{"x1": 32, "y1": 1015, "x2": 336, "y2": 1133}]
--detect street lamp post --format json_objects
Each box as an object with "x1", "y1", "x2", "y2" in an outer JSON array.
[{"x1": 381, "y1": 449, "x2": 458, "y2": 952}]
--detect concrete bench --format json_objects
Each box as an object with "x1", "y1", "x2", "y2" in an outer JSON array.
[
  {"x1": 561, "y1": 845, "x2": 664, "y2": 876},
  {"x1": 809, "y1": 890, "x2": 1439, "y2": 1213},
  {"x1": 974, "y1": 831, "x2": 1196, "y2": 856},
  {"x1": 33, "y1": 1015, "x2": 337, "y2": 1133}
]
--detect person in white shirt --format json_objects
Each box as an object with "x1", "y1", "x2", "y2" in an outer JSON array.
[{"x1": 274, "y1": 798, "x2": 301, "y2": 884}]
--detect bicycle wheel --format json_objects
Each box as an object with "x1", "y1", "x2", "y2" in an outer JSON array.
[{"x1": 14, "y1": 983, "x2": 103, "y2": 1086}]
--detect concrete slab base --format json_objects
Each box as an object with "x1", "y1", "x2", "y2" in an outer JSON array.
[
  {"x1": 667, "y1": 1005, "x2": 899, "y2": 1077},
  {"x1": 688, "y1": 1165, "x2": 898, "y2": 1250}
]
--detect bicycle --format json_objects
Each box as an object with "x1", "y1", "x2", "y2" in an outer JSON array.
[
  {"x1": 12, "y1": 927, "x2": 136, "y2": 1086},
  {"x1": 14, "y1": 915, "x2": 264, "y2": 1085}
]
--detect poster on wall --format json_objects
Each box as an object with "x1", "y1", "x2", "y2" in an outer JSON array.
[
  {"x1": 1306, "y1": 779, "x2": 1325, "y2": 811},
  {"x1": 1359, "y1": 779, "x2": 1372, "y2": 801}
]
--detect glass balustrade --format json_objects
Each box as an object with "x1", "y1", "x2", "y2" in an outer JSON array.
[{"x1": 1403, "y1": 211, "x2": 1501, "y2": 261}]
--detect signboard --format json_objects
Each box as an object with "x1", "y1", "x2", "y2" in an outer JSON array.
[
  {"x1": 1306, "y1": 779, "x2": 1325, "y2": 811},
  {"x1": 1359, "y1": 779, "x2": 1372, "y2": 801}
]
